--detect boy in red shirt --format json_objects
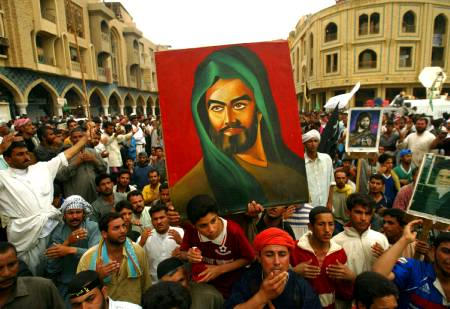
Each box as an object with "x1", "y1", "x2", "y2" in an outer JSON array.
[
  {"x1": 180, "y1": 195, "x2": 255, "y2": 298},
  {"x1": 291, "y1": 206, "x2": 354, "y2": 309}
]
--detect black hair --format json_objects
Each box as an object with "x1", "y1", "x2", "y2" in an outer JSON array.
[
  {"x1": 354, "y1": 272, "x2": 398, "y2": 308},
  {"x1": 98, "y1": 212, "x2": 122, "y2": 232},
  {"x1": 386, "y1": 119, "x2": 394, "y2": 126},
  {"x1": 416, "y1": 117, "x2": 429, "y2": 125},
  {"x1": 118, "y1": 169, "x2": 131, "y2": 178},
  {"x1": 36, "y1": 126, "x2": 53, "y2": 142},
  {"x1": 141, "y1": 282, "x2": 191, "y2": 309},
  {"x1": 67, "y1": 270, "x2": 103, "y2": 298},
  {"x1": 159, "y1": 182, "x2": 169, "y2": 192},
  {"x1": 0, "y1": 242, "x2": 17, "y2": 255},
  {"x1": 3, "y1": 141, "x2": 27, "y2": 158},
  {"x1": 102, "y1": 121, "x2": 114, "y2": 130},
  {"x1": 70, "y1": 127, "x2": 85, "y2": 137},
  {"x1": 434, "y1": 232, "x2": 450, "y2": 248},
  {"x1": 154, "y1": 146, "x2": 163, "y2": 151},
  {"x1": 309, "y1": 206, "x2": 333, "y2": 225},
  {"x1": 127, "y1": 190, "x2": 143, "y2": 201},
  {"x1": 334, "y1": 169, "x2": 348, "y2": 177},
  {"x1": 378, "y1": 153, "x2": 393, "y2": 164},
  {"x1": 67, "y1": 119, "x2": 77, "y2": 126},
  {"x1": 186, "y1": 195, "x2": 219, "y2": 224},
  {"x1": 95, "y1": 173, "x2": 112, "y2": 186},
  {"x1": 115, "y1": 200, "x2": 133, "y2": 213},
  {"x1": 382, "y1": 208, "x2": 407, "y2": 227},
  {"x1": 150, "y1": 202, "x2": 169, "y2": 217},
  {"x1": 148, "y1": 169, "x2": 160, "y2": 177},
  {"x1": 93, "y1": 116, "x2": 102, "y2": 124},
  {"x1": 369, "y1": 173, "x2": 385, "y2": 184},
  {"x1": 346, "y1": 193, "x2": 376, "y2": 211}
]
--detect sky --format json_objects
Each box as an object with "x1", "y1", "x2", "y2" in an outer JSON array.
[{"x1": 117, "y1": 0, "x2": 336, "y2": 49}]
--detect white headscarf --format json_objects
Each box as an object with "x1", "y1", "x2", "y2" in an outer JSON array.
[
  {"x1": 60, "y1": 195, "x2": 93, "y2": 215},
  {"x1": 302, "y1": 129, "x2": 321, "y2": 143}
]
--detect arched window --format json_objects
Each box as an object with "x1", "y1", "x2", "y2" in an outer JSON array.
[
  {"x1": 309, "y1": 33, "x2": 314, "y2": 51},
  {"x1": 133, "y1": 40, "x2": 139, "y2": 50},
  {"x1": 309, "y1": 34, "x2": 314, "y2": 76},
  {"x1": 402, "y1": 11, "x2": 416, "y2": 33},
  {"x1": 110, "y1": 29, "x2": 120, "y2": 82},
  {"x1": 358, "y1": 49, "x2": 377, "y2": 69},
  {"x1": 359, "y1": 14, "x2": 368, "y2": 35},
  {"x1": 370, "y1": 13, "x2": 380, "y2": 34},
  {"x1": 432, "y1": 14, "x2": 447, "y2": 67},
  {"x1": 325, "y1": 22, "x2": 338, "y2": 42},
  {"x1": 100, "y1": 20, "x2": 108, "y2": 33}
]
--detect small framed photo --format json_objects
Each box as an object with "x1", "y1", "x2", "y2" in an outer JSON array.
[{"x1": 345, "y1": 108, "x2": 383, "y2": 152}]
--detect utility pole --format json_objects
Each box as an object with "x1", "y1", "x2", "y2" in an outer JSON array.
[{"x1": 65, "y1": 0, "x2": 91, "y2": 119}]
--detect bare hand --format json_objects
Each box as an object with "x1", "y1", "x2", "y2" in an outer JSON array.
[
  {"x1": 293, "y1": 259, "x2": 321, "y2": 279},
  {"x1": 172, "y1": 247, "x2": 181, "y2": 258},
  {"x1": 326, "y1": 260, "x2": 355, "y2": 281},
  {"x1": 138, "y1": 228, "x2": 152, "y2": 247},
  {"x1": 80, "y1": 152, "x2": 96, "y2": 163},
  {"x1": 258, "y1": 271, "x2": 289, "y2": 302},
  {"x1": 67, "y1": 228, "x2": 88, "y2": 245},
  {"x1": 96, "y1": 258, "x2": 120, "y2": 280},
  {"x1": 45, "y1": 244, "x2": 75, "y2": 258},
  {"x1": 198, "y1": 264, "x2": 224, "y2": 282},
  {"x1": 0, "y1": 134, "x2": 15, "y2": 153},
  {"x1": 371, "y1": 242, "x2": 385, "y2": 258},
  {"x1": 168, "y1": 229, "x2": 183, "y2": 245},
  {"x1": 283, "y1": 205, "x2": 297, "y2": 220},
  {"x1": 415, "y1": 240, "x2": 430, "y2": 256},
  {"x1": 246, "y1": 200, "x2": 264, "y2": 217},
  {"x1": 167, "y1": 205, "x2": 181, "y2": 226},
  {"x1": 187, "y1": 247, "x2": 203, "y2": 263},
  {"x1": 403, "y1": 219, "x2": 423, "y2": 243}
]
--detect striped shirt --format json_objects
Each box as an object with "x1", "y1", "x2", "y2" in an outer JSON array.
[{"x1": 285, "y1": 203, "x2": 314, "y2": 240}]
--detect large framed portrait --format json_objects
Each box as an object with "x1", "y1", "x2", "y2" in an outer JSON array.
[
  {"x1": 345, "y1": 108, "x2": 382, "y2": 152},
  {"x1": 155, "y1": 41, "x2": 309, "y2": 216},
  {"x1": 408, "y1": 154, "x2": 450, "y2": 224}
]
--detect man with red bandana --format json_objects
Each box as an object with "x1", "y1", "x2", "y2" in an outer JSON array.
[{"x1": 225, "y1": 227, "x2": 321, "y2": 309}]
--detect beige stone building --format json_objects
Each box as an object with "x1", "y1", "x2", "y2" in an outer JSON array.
[
  {"x1": 288, "y1": 0, "x2": 450, "y2": 111},
  {"x1": 0, "y1": 0, "x2": 168, "y2": 120}
]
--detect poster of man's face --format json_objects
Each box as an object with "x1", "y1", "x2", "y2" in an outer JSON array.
[
  {"x1": 408, "y1": 154, "x2": 450, "y2": 224},
  {"x1": 155, "y1": 41, "x2": 309, "y2": 216},
  {"x1": 346, "y1": 108, "x2": 382, "y2": 152}
]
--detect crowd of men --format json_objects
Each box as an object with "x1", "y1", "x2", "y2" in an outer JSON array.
[{"x1": 0, "y1": 108, "x2": 448, "y2": 309}]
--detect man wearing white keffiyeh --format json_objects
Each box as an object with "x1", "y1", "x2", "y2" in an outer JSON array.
[{"x1": 45, "y1": 195, "x2": 101, "y2": 306}]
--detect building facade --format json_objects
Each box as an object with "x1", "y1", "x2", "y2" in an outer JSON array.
[
  {"x1": 0, "y1": 0, "x2": 168, "y2": 121},
  {"x1": 288, "y1": 0, "x2": 450, "y2": 111}
]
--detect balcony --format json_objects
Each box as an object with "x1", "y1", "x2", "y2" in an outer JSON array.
[
  {"x1": 38, "y1": 54, "x2": 53, "y2": 65},
  {"x1": 129, "y1": 75, "x2": 137, "y2": 88},
  {"x1": 399, "y1": 58, "x2": 412, "y2": 68},
  {"x1": 325, "y1": 33, "x2": 337, "y2": 42},
  {"x1": 101, "y1": 32, "x2": 109, "y2": 42},
  {"x1": 359, "y1": 60, "x2": 377, "y2": 69},
  {"x1": 71, "y1": 61, "x2": 86, "y2": 72},
  {"x1": 402, "y1": 24, "x2": 415, "y2": 33},
  {"x1": 98, "y1": 67, "x2": 105, "y2": 76}
]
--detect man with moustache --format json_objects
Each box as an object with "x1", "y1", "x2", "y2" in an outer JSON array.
[
  {"x1": 68, "y1": 270, "x2": 141, "y2": 309},
  {"x1": 77, "y1": 212, "x2": 151, "y2": 305},
  {"x1": 127, "y1": 190, "x2": 153, "y2": 233},
  {"x1": 139, "y1": 203, "x2": 184, "y2": 282},
  {"x1": 291, "y1": 207, "x2": 354, "y2": 309},
  {"x1": 0, "y1": 242, "x2": 65, "y2": 308},
  {"x1": 46, "y1": 195, "x2": 101, "y2": 305},
  {"x1": 225, "y1": 228, "x2": 321, "y2": 309},
  {"x1": 92, "y1": 174, "x2": 125, "y2": 222},
  {"x1": 171, "y1": 46, "x2": 308, "y2": 214},
  {"x1": 34, "y1": 126, "x2": 62, "y2": 162}
]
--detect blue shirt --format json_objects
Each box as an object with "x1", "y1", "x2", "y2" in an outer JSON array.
[
  {"x1": 225, "y1": 262, "x2": 321, "y2": 309},
  {"x1": 393, "y1": 257, "x2": 449, "y2": 309}
]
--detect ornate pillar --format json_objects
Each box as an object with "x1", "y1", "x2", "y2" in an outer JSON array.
[
  {"x1": 119, "y1": 104, "x2": 125, "y2": 116},
  {"x1": 143, "y1": 103, "x2": 147, "y2": 117},
  {"x1": 102, "y1": 104, "x2": 110, "y2": 116},
  {"x1": 151, "y1": 105, "x2": 156, "y2": 117},
  {"x1": 15, "y1": 102, "x2": 28, "y2": 116},
  {"x1": 56, "y1": 98, "x2": 65, "y2": 117},
  {"x1": 131, "y1": 105, "x2": 137, "y2": 115}
]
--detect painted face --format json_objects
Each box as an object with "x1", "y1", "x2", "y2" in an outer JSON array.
[
  {"x1": 205, "y1": 78, "x2": 259, "y2": 155},
  {"x1": 258, "y1": 244, "x2": 290, "y2": 277},
  {"x1": 0, "y1": 248, "x2": 19, "y2": 290},
  {"x1": 69, "y1": 287, "x2": 107, "y2": 309},
  {"x1": 436, "y1": 169, "x2": 450, "y2": 186},
  {"x1": 382, "y1": 215, "x2": 403, "y2": 244},
  {"x1": 129, "y1": 195, "x2": 145, "y2": 214},
  {"x1": 359, "y1": 116, "x2": 371, "y2": 130},
  {"x1": 194, "y1": 212, "x2": 222, "y2": 240},
  {"x1": 348, "y1": 204, "x2": 373, "y2": 234},
  {"x1": 64, "y1": 209, "x2": 84, "y2": 229},
  {"x1": 309, "y1": 213, "x2": 334, "y2": 243},
  {"x1": 151, "y1": 210, "x2": 170, "y2": 234}
]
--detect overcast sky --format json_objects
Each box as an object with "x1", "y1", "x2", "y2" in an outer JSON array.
[{"x1": 117, "y1": 0, "x2": 336, "y2": 49}]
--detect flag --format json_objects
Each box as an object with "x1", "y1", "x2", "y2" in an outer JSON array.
[{"x1": 318, "y1": 104, "x2": 340, "y2": 158}]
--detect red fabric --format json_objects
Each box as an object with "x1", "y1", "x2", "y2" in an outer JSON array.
[
  {"x1": 180, "y1": 219, "x2": 255, "y2": 298},
  {"x1": 290, "y1": 245, "x2": 354, "y2": 309},
  {"x1": 13, "y1": 118, "x2": 30, "y2": 128},
  {"x1": 253, "y1": 227, "x2": 296, "y2": 253}
]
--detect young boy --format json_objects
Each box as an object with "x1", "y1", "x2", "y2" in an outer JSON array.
[{"x1": 180, "y1": 195, "x2": 255, "y2": 298}]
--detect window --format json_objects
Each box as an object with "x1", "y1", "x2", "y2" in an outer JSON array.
[
  {"x1": 325, "y1": 23, "x2": 338, "y2": 42},
  {"x1": 309, "y1": 58, "x2": 314, "y2": 76},
  {"x1": 326, "y1": 53, "x2": 338, "y2": 73},
  {"x1": 358, "y1": 49, "x2": 377, "y2": 69},
  {"x1": 295, "y1": 47, "x2": 300, "y2": 82},
  {"x1": 65, "y1": 1, "x2": 84, "y2": 38},
  {"x1": 309, "y1": 34, "x2": 314, "y2": 76},
  {"x1": 432, "y1": 14, "x2": 447, "y2": 67},
  {"x1": 359, "y1": 14, "x2": 368, "y2": 35},
  {"x1": 70, "y1": 46, "x2": 79, "y2": 62},
  {"x1": 111, "y1": 31, "x2": 119, "y2": 81},
  {"x1": 370, "y1": 13, "x2": 380, "y2": 34},
  {"x1": 399, "y1": 47, "x2": 412, "y2": 67},
  {"x1": 402, "y1": 11, "x2": 416, "y2": 33}
]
